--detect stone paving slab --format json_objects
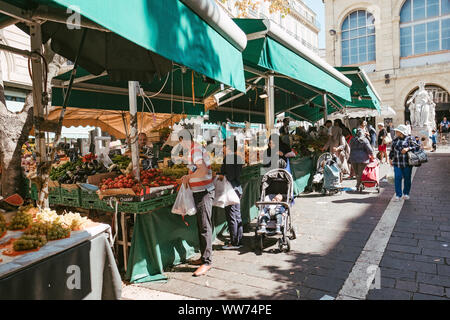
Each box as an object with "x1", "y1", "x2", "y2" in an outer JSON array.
[
  {"x1": 123, "y1": 147, "x2": 450, "y2": 300},
  {"x1": 128, "y1": 163, "x2": 394, "y2": 300},
  {"x1": 367, "y1": 151, "x2": 450, "y2": 300}
]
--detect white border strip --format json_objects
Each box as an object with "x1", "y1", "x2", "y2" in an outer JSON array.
[{"x1": 336, "y1": 167, "x2": 418, "y2": 300}]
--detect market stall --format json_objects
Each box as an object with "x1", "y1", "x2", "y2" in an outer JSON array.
[
  {"x1": 0, "y1": 0, "x2": 250, "y2": 292},
  {"x1": 0, "y1": 206, "x2": 121, "y2": 299}
]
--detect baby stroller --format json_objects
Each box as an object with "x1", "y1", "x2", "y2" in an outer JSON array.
[
  {"x1": 313, "y1": 152, "x2": 342, "y2": 195},
  {"x1": 360, "y1": 158, "x2": 380, "y2": 193},
  {"x1": 254, "y1": 168, "x2": 296, "y2": 253}
]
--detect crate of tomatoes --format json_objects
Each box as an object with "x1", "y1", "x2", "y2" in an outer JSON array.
[{"x1": 97, "y1": 168, "x2": 179, "y2": 203}]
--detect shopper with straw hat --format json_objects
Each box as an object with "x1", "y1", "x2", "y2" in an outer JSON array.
[{"x1": 389, "y1": 124, "x2": 421, "y2": 201}]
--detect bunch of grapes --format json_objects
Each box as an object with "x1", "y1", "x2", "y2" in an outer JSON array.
[
  {"x1": 24, "y1": 222, "x2": 50, "y2": 236},
  {"x1": 13, "y1": 234, "x2": 47, "y2": 251},
  {"x1": 0, "y1": 213, "x2": 6, "y2": 234},
  {"x1": 8, "y1": 208, "x2": 33, "y2": 230},
  {"x1": 46, "y1": 222, "x2": 70, "y2": 241}
]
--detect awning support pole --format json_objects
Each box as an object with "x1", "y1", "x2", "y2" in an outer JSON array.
[
  {"x1": 323, "y1": 93, "x2": 328, "y2": 122},
  {"x1": 30, "y1": 23, "x2": 46, "y2": 164},
  {"x1": 29, "y1": 22, "x2": 48, "y2": 207},
  {"x1": 265, "y1": 75, "x2": 275, "y2": 135},
  {"x1": 128, "y1": 81, "x2": 140, "y2": 182}
]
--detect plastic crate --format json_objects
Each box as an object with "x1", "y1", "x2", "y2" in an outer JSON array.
[
  {"x1": 60, "y1": 196, "x2": 81, "y2": 208},
  {"x1": 60, "y1": 184, "x2": 81, "y2": 198},
  {"x1": 49, "y1": 194, "x2": 62, "y2": 205},
  {"x1": 118, "y1": 193, "x2": 175, "y2": 213},
  {"x1": 95, "y1": 200, "x2": 115, "y2": 212},
  {"x1": 48, "y1": 186, "x2": 61, "y2": 198},
  {"x1": 80, "y1": 189, "x2": 99, "y2": 201},
  {"x1": 81, "y1": 198, "x2": 97, "y2": 210}
]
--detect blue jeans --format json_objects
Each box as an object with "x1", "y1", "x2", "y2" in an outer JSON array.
[{"x1": 394, "y1": 166, "x2": 412, "y2": 197}]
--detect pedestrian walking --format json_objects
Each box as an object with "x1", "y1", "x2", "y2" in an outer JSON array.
[
  {"x1": 389, "y1": 125, "x2": 421, "y2": 201},
  {"x1": 405, "y1": 121, "x2": 412, "y2": 136},
  {"x1": 349, "y1": 128, "x2": 374, "y2": 192},
  {"x1": 218, "y1": 137, "x2": 244, "y2": 250},
  {"x1": 439, "y1": 117, "x2": 449, "y2": 143},
  {"x1": 368, "y1": 123, "x2": 377, "y2": 149},
  {"x1": 430, "y1": 129, "x2": 437, "y2": 152},
  {"x1": 377, "y1": 123, "x2": 389, "y2": 164},
  {"x1": 322, "y1": 120, "x2": 343, "y2": 153},
  {"x1": 179, "y1": 129, "x2": 215, "y2": 277}
]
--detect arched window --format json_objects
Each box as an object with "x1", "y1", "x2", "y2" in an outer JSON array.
[
  {"x1": 341, "y1": 10, "x2": 376, "y2": 65},
  {"x1": 400, "y1": 0, "x2": 450, "y2": 57}
]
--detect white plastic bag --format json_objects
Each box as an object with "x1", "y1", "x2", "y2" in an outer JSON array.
[
  {"x1": 172, "y1": 184, "x2": 197, "y2": 216},
  {"x1": 213, "y1": 177, "x2": 240, "y2": 208},
  {"x1": 386, "y1": 167, "x2": 395, "y2": 184}
]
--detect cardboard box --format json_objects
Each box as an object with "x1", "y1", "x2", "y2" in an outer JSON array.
[
  {"x1": 97, "y1": 188, "x2": 136, "y2": 201},
  {"x1": 87, "y1": 172, "x2": 118, "y2": 186}
]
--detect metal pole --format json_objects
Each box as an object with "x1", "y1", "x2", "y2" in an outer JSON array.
[
  {"x1": 30, "y1": 22, "x2": 46, "y2": 164},
  {"x1": 265, "y1": 75, "x2": 275, "y2": 135},
  {"x1": 128, "y1": 81, "x2": 140, "y2": 182},
  {"x1": 323, "y1": 93, "x2": 328, "y2": 122}
]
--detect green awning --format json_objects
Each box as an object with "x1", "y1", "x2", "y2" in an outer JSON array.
[
  {"x1": 206, "y1": 19, "x2": 352, "y2": 123},
  {"x1": 333, "y1": 66, "x2": 382, "y2": 111},
  {"x1": 2, "y1": 0, "x2": 246, "y2": 92},
  {"x1": 51, "y1": 67, "x2": 219, "y2": 115},
  {"x1": 234, "y1": 19, "x2": 351, "y2": 101}
]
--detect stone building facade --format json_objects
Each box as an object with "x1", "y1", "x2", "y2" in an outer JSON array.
[
  {"x1": 216, "y1": 0, "x2": 321, "y2": 54},
  {"x1": 324, "y1": 0, "x2": 450, "y2": 126}
]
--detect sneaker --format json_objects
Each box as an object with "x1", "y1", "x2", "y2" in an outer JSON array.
[
  {"x1": 403, "y1": 195, "x2": 410, "y2": 200},
  {"x1": 222, "y1": 244, "x2": 243, "y2": 250},
  {"x1": 275, "y1": 225, "x2": 282, "y2": 235},
  {"x1": 257, "y1": 225, "x2": 267, "y2": 235},
  {"x1": 394, "y1": 196, "x2": 402, "y2": 202}
]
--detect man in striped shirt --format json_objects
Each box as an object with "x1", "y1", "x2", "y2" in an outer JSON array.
[{"x1": 179, "y1": 129, "x2": 215, "y2": 277}]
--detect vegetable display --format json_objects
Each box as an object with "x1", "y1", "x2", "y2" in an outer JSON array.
[
  {"x1": 111, "y1": 155, "x2": 131, "y2": 171},
  {"x1": 50, "y1": 158, "x2": 108, "y2": 183}
]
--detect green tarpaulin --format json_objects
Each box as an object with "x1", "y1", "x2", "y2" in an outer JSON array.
[
  {"x1": 3, "y1": 0, "x2": 246, "y2": 92},
  {"x1": 209, "y1": 19, "x2": 353, "y2": 123},
  {"x1": 51, "y1": 67, "x2": 219, "y2": 115}
]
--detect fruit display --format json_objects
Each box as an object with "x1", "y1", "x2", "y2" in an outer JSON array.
[
  {"x1": 46, "y1": 222, "x2": 71, "y2": 241},
  {"x1": 8, "y1": 205, "x2": 34, "y2": 230},
  {"x1": 24, "y1": 221, "x2": 50, "y2": 236},
  {"x1": 99, "y1": 168, "x2": 178, "y2": 195},
  {"x1": 21, "y1": 155, "x2": 36, "y2": 176},
  {"x1": 50, "y1": 158, "x2": 108, "y2": 183},
  {"x1": 13, "y1": 234, "x2": 47, "y2": 251}
]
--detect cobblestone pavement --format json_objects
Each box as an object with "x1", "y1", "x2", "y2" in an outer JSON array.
[
  {"x1": 367, "y1": 147, "x2": 450, "y2": 300},
  {"x1": 124, "y1": 145, "x2": 450, "y2": 300}
]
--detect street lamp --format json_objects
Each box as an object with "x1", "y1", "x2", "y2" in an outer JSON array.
[{"x1": 329, "y1": 29, "x2": 337, "y2": 66}]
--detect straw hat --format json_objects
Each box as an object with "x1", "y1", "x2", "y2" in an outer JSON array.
[
  {"x1": 377, "y1": 122, "x2": 384, "y2": 127},
  {"x1": 394, "y1": 124, "x2": 408, "y2": 136}
]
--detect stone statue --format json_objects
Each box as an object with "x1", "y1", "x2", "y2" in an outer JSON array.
[
  {"x1": 409, "y1": 102, "x2": 417, "y2": 127},
  {"x1": 406, "y1": 81, "x2": 436, "y2": 127}
]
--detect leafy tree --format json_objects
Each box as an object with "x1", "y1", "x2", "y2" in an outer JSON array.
[{"x1": 220, "y1": 0, "x2": 290, "y2": 18}]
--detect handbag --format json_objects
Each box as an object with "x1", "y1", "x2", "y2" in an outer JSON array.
[
  {"x1": 408, "y1": 149, "x2": 428, "y2": 167},
  {"x1": 383, "y1": 134, "x2": 392, "y2": 145}
]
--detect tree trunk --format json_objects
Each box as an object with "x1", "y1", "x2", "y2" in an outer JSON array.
[{"x1": 0, "y1": 43, "x2": 66, "y2": 200}]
